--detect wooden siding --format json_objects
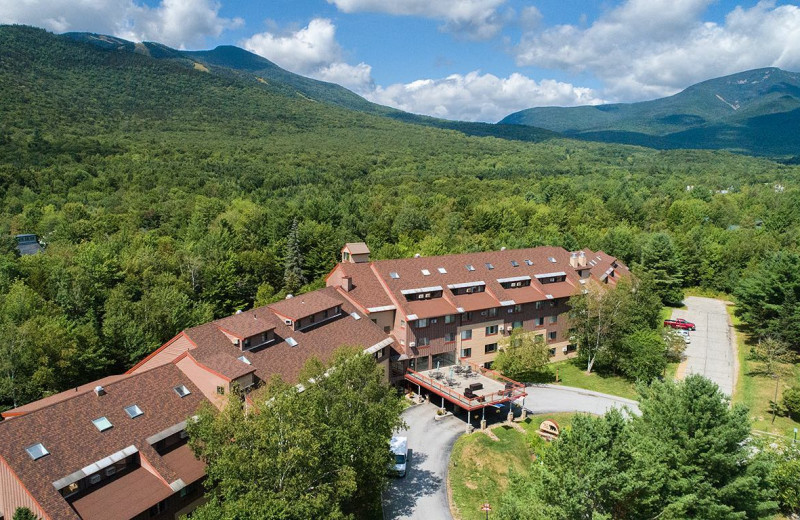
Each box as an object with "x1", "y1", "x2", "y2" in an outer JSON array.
[
  {"x1": 0, "y1": 455, "x2": 49, "y2": 520},
  {"x1": 132, "y1": 334, "x2": 195, "y2": 374},
  {"x1": 175, "y1": 357, "x2": 227, "y2": 409}
]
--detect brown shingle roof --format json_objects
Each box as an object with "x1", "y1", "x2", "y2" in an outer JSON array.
[
  {"x1": 335, "y1": 262, "x2": 395, "y2": 311},
  {"x1": 0, "y1": 364, "x2": 207, "y2": 520},
  {"x1": 2, "y1": 374, "x2": 130, "y2": 418},
  {"x1": 180, "y1": 288, "x2": 391, "y2": 385},
  {"x1": 70, "y1": 466, "x2": 174, "y2": 520},
  {"x1": 269, "y1": 291, "x2": 343, "y2": 321},
  {"x1": 332, "y1": 246, "x2": 629, "y2": 319},
  {"x1": 216, "y1": 309, "x2": 280, "y2": 339},
  {"x1": 343, "y1": 242, "x2": 370, "y2": 255}
]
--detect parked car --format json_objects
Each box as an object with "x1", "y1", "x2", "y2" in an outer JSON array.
[
  {"x1": 664, "y1": 318, "x2": 696, "y2": 331},
  {"x1": 389, "y1": 436, "x2": 408, "y2": 477}
]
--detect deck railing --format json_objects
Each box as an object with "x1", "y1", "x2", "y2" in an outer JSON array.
[{"x1": 405, "y1": 362, "x2": 526, "y2": 410}]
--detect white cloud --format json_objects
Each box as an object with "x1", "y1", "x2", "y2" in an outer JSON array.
[
  {"x1": 241, "y1": 18, "x2": 601, "y2": 122},
  {"x1": 366, "y1": 72, "x2": 604, "y2": 122},
  {"x1": 241, "y1": 19, "x2": 342, "y2": 75},
  {"x1": 0, "y1": 0, "x2": 241, "y2": 49},
  {"x1": 315, "y1": 62, "x2": 375, "y2": 92},
  {"x1": 327, "y1": 0, "x2": 509, "y2": 39},
  {"x1": 515, "y1": 0, "x2": 800, "y2": 100},
  {"x1": 241, "y1": 18, "x2": 375, "y2": 93}
]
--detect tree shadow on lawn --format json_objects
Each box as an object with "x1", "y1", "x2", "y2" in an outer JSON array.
[{"x1": 382, "y1": 450, "x2": 443, "y2": 520}]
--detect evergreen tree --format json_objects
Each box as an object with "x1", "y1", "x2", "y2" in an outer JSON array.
[
  {"x1": 283, "y1": 218, "x2": 306, "y2": 294},
  {"x1": 639, "y1": 233, "x2": 684, "y2": 306},
  {"x1": 13, "y1": 507, "x2": 39, "y2": 520}
]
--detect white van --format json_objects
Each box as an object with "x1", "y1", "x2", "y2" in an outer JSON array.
[{"x1": 389, "y1": 436, "x2": 408, "y2": 477}]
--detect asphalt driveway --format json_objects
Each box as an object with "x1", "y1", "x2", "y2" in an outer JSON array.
[
  {"x1": 672, "y1": 296, "x2": 737, "y2": 396},
  {"x1": 382, "y1": 386, "x2": 638, "y2": 520},
  {"x1": 382, "y1": 401, "x2": 465, "y2": 520}
]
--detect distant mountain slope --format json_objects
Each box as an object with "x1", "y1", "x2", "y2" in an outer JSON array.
[
  {"x1": 501, "y1": 68, "x2": 800, "y2": 156},
  {"x1": 63, "y1": 31, "x2": 556, "y2": 143}
]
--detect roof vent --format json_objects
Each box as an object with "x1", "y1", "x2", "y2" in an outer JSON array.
[{"x1": 94, "y1": 386, "x2": 106, "y2": 396}]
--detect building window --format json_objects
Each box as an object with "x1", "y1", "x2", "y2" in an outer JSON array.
[
  {"x1": 535, "y1": 317, "x2": 544, "y2": 326},
  {"x1": 485, "y1": 343, "x2": 498, "y2": 354},
  {"x1": 417, "y1": 337, "x2": 430, "y2": 346},
  {"x1": 549, "y1": 348, "x2": 556, "y2": 357},
  {"x1": 243, "y1": 338, "x2": 251, "y2": 349},
  {"x1": 461, "y1": 312, "x2": 472, "y2": 321},
  {"x1": 486, "y1": 325, "x2": 498, "y2": 336},
  {"x1": 483, "y1": 362, "x2": 493, "y2": 369},
  {"x1": 549, "y1": 300, "x2": 557, "y2": 307},
  {"x1": 445, "y1": 332, "x2": 456, "y2": 342},
  {"x1": 488, "y1": 308, "x2": 497, "y2": 317},
  {"x1": 445, "y1": 314, "x2": 455, "y2": 324},
  {"x1": 384, "y1": 326, "x2": 391, "y2": 333},
  {"x1": 417, "y1": 318, "x2": 428, "y2": 327},
  {"x1": 400, "y1": 320, "x2": 406, "y2": 328},
  {"x1": 150, "y1": 500, "x2": 167, "y2": 517},
  {"x1": 309, "y1": 314, "x2": 316, "y2": 324},
  {"x1": 549, "y1": 315, "x2": 558, "y2": 324},
  {"x1": 567, "y1": 344, "x2": 577, "y2": 353},
  {"x1": 513, "y1": 321, "x2": 523, "y2": 330},
  {"x1": 535, "y1": 301, "x2": 543, "y2": 310},
  {"x1": 461, "y1": 348, "x2": 472, "y2": 358},
  {"x1": 514, "y1": 304, "x2": 522, "y2": 313},
  {"x1": 549, "y1": 331, "x2": 557, "y2": 340},
  {"x1": 461, "y1": 329, "x2": 472, "y2": 340}
]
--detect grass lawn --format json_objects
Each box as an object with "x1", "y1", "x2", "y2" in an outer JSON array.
[
  {"x1": 449, "y1": 413, "x2": 578, "y2": 520},
  {"x1": 729, "y1": 303, "x2": 800, "y2": 440}
]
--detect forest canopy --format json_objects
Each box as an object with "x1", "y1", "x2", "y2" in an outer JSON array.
[{"x1": 1, "y1": 25, "x2": 799, "y2": 411}]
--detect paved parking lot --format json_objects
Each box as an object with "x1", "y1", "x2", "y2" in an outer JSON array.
[{"x1": 671, "y1": 297, "x2": 737, "y2": 396}]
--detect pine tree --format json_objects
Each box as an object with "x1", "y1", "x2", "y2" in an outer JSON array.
[
  {"x1": 283, "y1": 218, "x2": 306, "y2": 294},
  {"x1": 639, "y1": 232, "x2": 684, "y2": 306}
]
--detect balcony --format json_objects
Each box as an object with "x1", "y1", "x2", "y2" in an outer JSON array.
[{"x1": 405, "y1": 361, "x2": 526, "y2": 411}]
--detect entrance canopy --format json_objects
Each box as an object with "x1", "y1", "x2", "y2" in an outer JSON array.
[{"x1": 405, "y1": 361, "x2": 526, "y2": 412}]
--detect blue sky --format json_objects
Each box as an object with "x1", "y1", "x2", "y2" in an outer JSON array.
[{"x1": 2, "y1": 0, "x2": 799, "y2": 121}]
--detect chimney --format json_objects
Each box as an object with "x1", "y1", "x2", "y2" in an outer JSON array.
[
  {"x1": 341, "y1": 275, "x2": 353, "y2": 292},
  {"x1": 579, "y1": 251, "x2": 587, "y2": 267},
  {"x1": 94, "y1": 386, "x2": 106, "y2": 396},
  {"x1": 569, "y1": 252, "x2": 579, "y2": 268}
]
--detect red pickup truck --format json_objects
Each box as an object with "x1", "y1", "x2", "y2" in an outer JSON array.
[{"x1": 664, "y1": 318, "x2": 696, "y2": 331}]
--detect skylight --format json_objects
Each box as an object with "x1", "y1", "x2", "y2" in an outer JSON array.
[
  {"x1": 92, "y1": 417, "x2": 113, "y2": 432},
  {"x1": 174, "y1": 385, "x2": 191, "y2": 398},
  {"x1": 548, "y1": 257, "x2": 557, "y2": 263},
  {"x1": 421, "y1": 269, "x2": 431, "y2": 276},
  {"x1": 286, "y1": 337, "x2": 298, "y2": 347},
  {"x1": 466, "y1": 264, "x2": 475, "y2": 271},
  {"x1": 390, "y1": 272, "x2": 400, "y2": 279},
  {"x1": 511, "y1": 261, "x2": 519, "y2": 267},
  {"x1": 124, "y1": 404, "x2": 143, "y2": 419},
  {"x1": 25, "y1": 443, "x2": 49, "y2": 460},
  {"x1": 351, "y1": 312, "x2": 361, "y2": 320},
  {"x1": 485, "y1": 263, "x2": 494, "y2": 270},
  {"x1": 525, "y1": 260, "x2": 533, "y2": 266},
  {"x1": 238, "y1": 355, "x2": 252, "y2": 365},
  {"x1": 437, "y1": 267, "x2": 447, "y2": 274}
]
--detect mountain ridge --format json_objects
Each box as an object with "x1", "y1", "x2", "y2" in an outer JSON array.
[
  {"x1": 501, "y1": 68, "x2": 800, "y2": 156},
  {"x1": 61, "y1": 30, "x2": 557, "y2": 143}
]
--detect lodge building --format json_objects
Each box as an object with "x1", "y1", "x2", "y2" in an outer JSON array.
[
  {"x1": 0, "y1": 244, "x2": 626, "y2": 519},
  {"x1": 327, "y1": 243, "x2": 627, "y2": 382}
]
